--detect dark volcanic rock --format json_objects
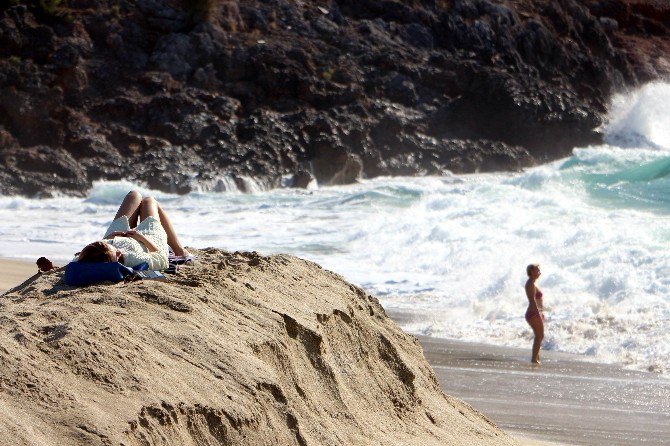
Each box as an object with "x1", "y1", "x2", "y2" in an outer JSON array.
[
  {"x1": 0, "y1": 0, "x2": 669, "y2": 196},
  {"x1": 289, "y1": 169, "x2": 315, "y2": 188},
  {"x1": 1, "y1": 146, "x2": 90, "y2": 197}
]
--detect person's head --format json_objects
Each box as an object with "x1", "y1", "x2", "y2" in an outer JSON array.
[
  {"x1": 77, "y1": 241, "x2": 123, "y2": 263},
  {"x1": 526, "y1": 263, "x2": 541, "y2": 279}
]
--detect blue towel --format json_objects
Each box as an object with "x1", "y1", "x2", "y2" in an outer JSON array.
[{"x1": 64, "y1": 261, "x2": 149, "y2": 286}]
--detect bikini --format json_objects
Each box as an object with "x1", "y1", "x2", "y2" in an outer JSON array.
[{"x1": 525, "y1": 289, "x2": 544, "y2": 322}]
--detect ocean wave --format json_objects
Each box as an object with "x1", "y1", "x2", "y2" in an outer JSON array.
[
  {"x1": 601, "y1": 82, "x2": 670, "y2": 150},
  {"x1": 2, "y1": 84, "x2": 670, "y2": 374}
]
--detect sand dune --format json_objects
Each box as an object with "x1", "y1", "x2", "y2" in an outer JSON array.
[{"x1": 0, "y1": 249, "x2": 517, "y2": 445}]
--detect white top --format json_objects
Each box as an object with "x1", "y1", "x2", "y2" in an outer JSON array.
[{"x1": 102, "y1": 216, "x2": 169, "y2": 270}]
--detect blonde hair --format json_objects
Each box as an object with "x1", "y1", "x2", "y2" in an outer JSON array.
[{"x1": 526, "y1": 263, "x2": 540, "y2": 277}]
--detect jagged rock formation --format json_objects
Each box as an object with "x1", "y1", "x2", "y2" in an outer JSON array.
[
  {"x1": 0, "y1": 249, "x2": 518, "y2": 445},
  {"x1": 0, "y1": 0, "x2": 669, "y2": 196}
]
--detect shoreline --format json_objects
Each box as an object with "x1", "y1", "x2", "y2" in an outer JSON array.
[
  {"x1": 3, "y1": 259, "x2": 668, "y2": 446},
  {"x1": 387, "y1": 309, "x2": 670, "y2": 446}
]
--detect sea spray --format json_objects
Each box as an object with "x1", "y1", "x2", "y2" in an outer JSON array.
[{"x1": 601, "y1": 82, "x2": 670, "y2": 149}]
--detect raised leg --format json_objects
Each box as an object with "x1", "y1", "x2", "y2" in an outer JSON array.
[
  {"x1": 139, "y1": 196, "x2": 160, "y2": 221},
  {"x1": 114, "y1": 190, "x2": 142, "y2": 228},
  {"x1": 140, "y1": 197, "x2": 189, "y2": 257},
  {"x1": 157, "y1": 201, "x2": 189, "y2": 257}
]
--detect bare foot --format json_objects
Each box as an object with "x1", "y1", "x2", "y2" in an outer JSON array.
[{"x1": 173, "y1": 248, "x2": 191, "y2": 257}]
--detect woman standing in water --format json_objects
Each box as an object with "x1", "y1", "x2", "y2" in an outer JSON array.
[{"x1": 525, "y1": 264, "x2": 544, "y2": 364}]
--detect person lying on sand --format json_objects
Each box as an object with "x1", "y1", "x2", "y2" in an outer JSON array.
[
  {"x1": 76, "y1": 190, "x2": 190, "y2": 270},
  {"x1": 525, "y1": 263, "x2": 544, "y2": 364}
]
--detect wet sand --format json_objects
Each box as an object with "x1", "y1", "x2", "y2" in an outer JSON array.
[
  {"x1": 0, "y1": 258, "x2": 39, "y2": 293},
  {"x1": 390, "y1": 310, "x2": 670, "y2": 446}
]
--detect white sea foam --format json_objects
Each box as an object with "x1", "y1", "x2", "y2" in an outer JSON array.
[
  {"x1": 1, "y1": 82, "x2": 670, "y2": 374},
  {"x1": 601, "y1": 82, "x2": 670, "y2": 149}
]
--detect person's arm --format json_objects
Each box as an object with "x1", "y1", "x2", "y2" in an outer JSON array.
[
  {"x1": 123, "y1": 230, "x2": 167, "y2": 269},
  {"x1": 525, "y1": 282, "x2": 538, "y2": 312},
  {"x1": 104, "y1": 231, "x2": 126, "y2": 239},
  {"x1": 123, "y1": 250, "x2": 169, "y2": 270},
  {"x1": 123, "y1": 230, "x2": 159, "y2": 252}
]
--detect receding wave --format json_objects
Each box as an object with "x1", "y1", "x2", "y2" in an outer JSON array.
[
  {"x1": 578, "y1": 156, "x2": 670, "y2": 185},
  {"x1": 553, "y1": 148, "x2": 670, "y2": 210}
]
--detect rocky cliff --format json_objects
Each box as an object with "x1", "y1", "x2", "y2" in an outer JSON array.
[
  {"x1": 1, "y1": 0, "x2": 669, "y2": 196},
  {"x1": 0, "y1": 249, "x2": 518, "y2": 445}
]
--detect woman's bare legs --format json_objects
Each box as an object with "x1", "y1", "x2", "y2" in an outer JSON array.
[
  {"x1": 157, "y1": 202, "x2": 189, "y2": 257},
  {"x1": 140, "y1": 196, "x2": 189, "y2": 257},
  {"x1": 114, "y1": 190, "x2": 142, "y2": 227},
  {"x1": 139, "y1": 196, "x2": 160, "y2": 220},
  {"x1": 528, "y1": 316, "x2": 544, "y2": 364}
]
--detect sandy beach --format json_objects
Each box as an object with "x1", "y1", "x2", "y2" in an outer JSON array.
[
  {"x1": 391, "y1": 310, "x2": 670, "y2": 446},
  {"x1": 422, "y1": 336, "x2": 670, "y2": 446},
  {"x1": 0, "y1": 250, "x2": 520, "y2": 446},
  {"x1": 0, "y1": 258, "x2": 39, "y2": 294},
  {"x1": 2, "y1": 258, "x2": 668, "y2": 446}
]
